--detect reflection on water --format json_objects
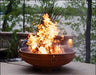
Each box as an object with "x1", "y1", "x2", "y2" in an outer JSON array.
[{"x1": 0, "y1": 58, "x2": 22, "y2": 62}]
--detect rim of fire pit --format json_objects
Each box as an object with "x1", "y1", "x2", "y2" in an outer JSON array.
[{"x1": 19, "y1": 47, "x2": 75, "y2": 55}]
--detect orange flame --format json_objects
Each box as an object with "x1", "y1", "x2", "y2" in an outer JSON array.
[{"x1": 27, "y1": 14, "x2": 63, "y2": 54}]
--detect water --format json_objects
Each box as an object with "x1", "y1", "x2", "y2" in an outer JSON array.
[
  {"x1": 0, "y1": 15, "x2": 84, "y2": 35},
  {"x1": 0, "y1": 58, "x2": 22, "y2": 62}
]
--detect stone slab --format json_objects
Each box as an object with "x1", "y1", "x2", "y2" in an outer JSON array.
[{"x1": 0, "y1": 61, "x2": 95, "y2": 75}]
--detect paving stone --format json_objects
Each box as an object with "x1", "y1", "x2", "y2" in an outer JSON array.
[{"x1": 1, "y1": 61, "x2": 95, "y2": 75}]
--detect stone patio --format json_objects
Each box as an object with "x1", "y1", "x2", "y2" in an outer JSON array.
[{"x1": 1, "y1": 61, "x2": 95, "y2": 75}]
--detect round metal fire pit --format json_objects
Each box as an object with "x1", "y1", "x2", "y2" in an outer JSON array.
[{"x1": 19, "y1": 47, "x2": 75, "y2": 68}]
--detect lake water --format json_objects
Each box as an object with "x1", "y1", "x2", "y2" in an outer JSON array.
[{"x1": 0, "y1": 15, "x2": 84, "y2": 36}]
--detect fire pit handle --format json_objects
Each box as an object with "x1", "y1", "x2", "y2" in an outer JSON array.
[{"x1": 51, "y1": 55, "x2": 56, "y2": 63}]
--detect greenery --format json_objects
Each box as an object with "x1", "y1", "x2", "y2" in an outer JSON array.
[
  {"x1": 7, "y1": 30, "x2": 19, "y2": 58},
  {"x1": 0, "y1": 0, "x2": 96, "y2": 63}
]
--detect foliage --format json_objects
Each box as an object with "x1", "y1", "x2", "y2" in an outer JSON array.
[
  {"x1": 62, "y1": 0, "x2": 96, "y2": 64},
  {"x1": 62, "y1": 1, "x2": 87, "y2": 63},
  {"x1": 1, "y1": 0, "x2": 23, "y2": 31},
  {"x1": 24, "y1": 0, "x2": 64, "y2": 32},
  {"x1": 90, "y1": 2, "x2": 96, "y2": 64},
  {"x1": 7, "y1": 30, "x2": 19, "y2": 58}
]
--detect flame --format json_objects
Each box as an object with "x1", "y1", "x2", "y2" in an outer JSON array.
[{"x1": 27, "y1": 13, "x2": 63, "y2": 54}]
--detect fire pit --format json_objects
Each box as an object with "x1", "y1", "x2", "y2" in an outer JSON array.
[
  {"x1": 19, "y1": 36, "x2": 75, "y2": 68},
  {"x1": 19, "y1": 14, "x2": 75, "y2": 68}
]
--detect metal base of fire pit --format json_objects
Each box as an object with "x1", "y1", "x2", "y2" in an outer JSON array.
[{"x1": 19, "y1": 47, "x2": 75, "y2": 68}]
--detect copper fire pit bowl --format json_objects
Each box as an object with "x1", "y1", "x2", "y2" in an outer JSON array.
[
  {"x1": 19, "y1": 48, "x2": 75, "y2": 68},
  {"x1": 19, "y1": 36, "x2": 75, "y2": 68}
]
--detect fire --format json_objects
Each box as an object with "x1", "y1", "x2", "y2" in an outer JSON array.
[{"x1": 27, "y1": 14, "x2": 63, "y2": 54}]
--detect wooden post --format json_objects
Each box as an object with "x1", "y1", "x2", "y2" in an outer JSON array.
[
  {"x1": 85, "y1": 0, "x2": 92, "y2": 63},
  {"x1": 23, "y1": 0, "x2": 25, "y2": 32}
]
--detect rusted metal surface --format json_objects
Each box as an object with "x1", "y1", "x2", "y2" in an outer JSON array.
[
  {"x1": 19, "y1": 36, "x2": 75, "y2": 68},
  {"x1": 19, "y1": 48, "x2": 75, "y2": 68}
]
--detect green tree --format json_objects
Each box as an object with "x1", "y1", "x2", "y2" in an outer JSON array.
[
  {"x1": 24, "y1": 0, "x2": 64, "y2": 32},
  {"x1": 90, "y1": 1, "x2": 96, "y2": 64},
  {"x1": 1, "y1": 0, "x2": 22, "y2": 31},
  {"x1": 62, "y1": 0, "x2": 95, "y2": 64}
]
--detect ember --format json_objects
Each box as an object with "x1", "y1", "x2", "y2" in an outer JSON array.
[{"x1": 27, "y1": 14, "x2": 64, "y2": 54}]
